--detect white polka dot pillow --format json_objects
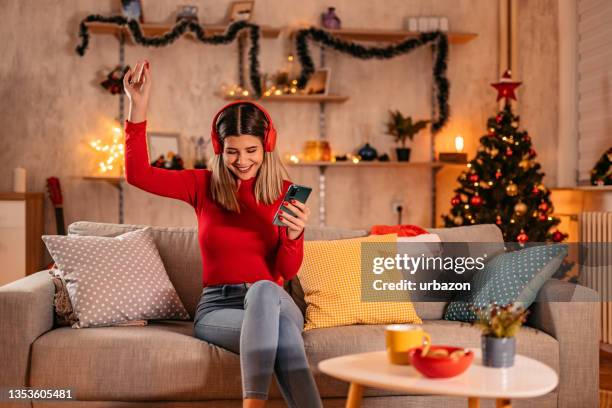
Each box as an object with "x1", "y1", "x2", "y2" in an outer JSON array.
[
  {"x1": 443, "y1": 243, "x2": 568, "y2": 322},
  {"x1": 41, "y1": 227, "x2": 190, "y2": 328}
]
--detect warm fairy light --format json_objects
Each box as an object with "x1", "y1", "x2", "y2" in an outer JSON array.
[
  {"x1": 89, "y1": 123, "x2": 125, "y2": 175},
  {"x1": 455, "y1": 135, "x2": 464, "y2": 152},
  {"x1": 464, "y1": 204, "x2": 469, "y2": 209},
  {"x1": 287, "y1": 55, "x2": 294, "y2": 61},
  {"x1": 467, "y1": 163, "x2": 472, "y2": 168},
  {"x1": 274, "y1": 89, "x2": 282, "y2": 96},
  {"x1": 352, "y1": 156, "x2": 360, "y2": 164},
  {"x1": 242, "y1": 90, "x2": 249, "y2": 96},
  {"x1": 289, "y1": 154, "x2": 300, "y2": 164}
]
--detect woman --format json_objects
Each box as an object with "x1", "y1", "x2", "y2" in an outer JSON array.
[{"x1": 122, "y1": 60, "x2": 323, "y2": 408}]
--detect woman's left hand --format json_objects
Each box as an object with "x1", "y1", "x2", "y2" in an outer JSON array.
[{"x1": 279, "y1": 199, "x2": 310, "y2": 240}]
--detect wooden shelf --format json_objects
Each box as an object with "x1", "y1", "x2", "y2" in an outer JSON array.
[
  {"x1": 313, "y1": 28, "x2": 478, "y2": 44},
  {"x1": 551, "y1": 186, "x2": 612, "y2": 192},
  {"x1": 286, "y1": 161, "x2": 445, "y2": 168},
  {"x1": 219, "y1": 93, "x2": 349, "y2": 103},
  {"x1": 83, "y1": 175, "x2": 124, "y2": 189},
  {"x1": 84, "y1": 22, "x2": 282, "y2": 42}
]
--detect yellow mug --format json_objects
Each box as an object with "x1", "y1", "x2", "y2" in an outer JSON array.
[{"x1": 385, "y1": 324, "x2": 431, "y2": 365}]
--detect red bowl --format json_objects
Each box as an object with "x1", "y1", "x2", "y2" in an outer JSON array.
[{"x1": 409, "y1": 346, "x2": 474, "y2": 378}]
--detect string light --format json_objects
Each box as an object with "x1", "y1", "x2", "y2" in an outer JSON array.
[{"x1": 89, "y1": 124, "x2": 124, "y2": 174}]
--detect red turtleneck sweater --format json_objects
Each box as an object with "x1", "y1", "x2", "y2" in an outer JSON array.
[{"x1": 124, "y1": 120, "x2": 304, "y2": 288}]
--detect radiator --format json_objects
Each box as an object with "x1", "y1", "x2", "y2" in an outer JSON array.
[{"x1": 579, "y1": 212, "x2": 612, "y2": 344}]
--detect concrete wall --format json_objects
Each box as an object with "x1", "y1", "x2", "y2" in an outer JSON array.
[{"x1": 0, "y1": 0, "x2": 561, "y2": 249}]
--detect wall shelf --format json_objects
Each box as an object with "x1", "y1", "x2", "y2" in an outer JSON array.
[
  {"x1": 307, "y1": 28, "x2": 477, "y2": 44},
  {"x1": 287, "y1": 161, "x2": 446, "y2": 168},
  {"x1": 551, "y1": 186, "x2": 612, "y2": 192},
  {"x1": 84, "y1": 22, "x2": 282, "y2": 43},
  {"x1": 83, "y1": 175, "x2": 123, "y2": 189},
  {"x1": 219, "y1": 93, "x2": 349, "y2": 103}
]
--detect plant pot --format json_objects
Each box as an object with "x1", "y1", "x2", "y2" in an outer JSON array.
[
  {"x1": 396, "y1": 147, "x2": 411, "y2": 162},
  {"x1": 358, "y1": 143, "x2": 378, "y2": 161},
  {"x1": 481, "y1": 336, "x2": 515, "y2": 368}
]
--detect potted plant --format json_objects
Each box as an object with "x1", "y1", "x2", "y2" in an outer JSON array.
[
  {"x1": 473, "y1": 303, "x2": 529, "y2": 368},
  {"x1": 384, "y1": 110, "x2": 430, "y2": 162}
]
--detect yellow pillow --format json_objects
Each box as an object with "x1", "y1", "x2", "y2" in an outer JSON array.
[{"x1": 299, "y1": 233, "x2": 422, "y2": 331}]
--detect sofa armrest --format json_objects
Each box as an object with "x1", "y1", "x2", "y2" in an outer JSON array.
[
  {"x1": 528, "y1": 279, "x2": 600, "y2": 408},
  {"x1": 0, "y1": 270, "x2": 55, "y2": 387}
]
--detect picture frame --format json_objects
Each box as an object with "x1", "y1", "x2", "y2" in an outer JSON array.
[
  {"x1": 146, "y1": 132, "x2": 181, "y2": 164},
  {"x1": 228, "y1": 0, "x2": 255, "y2": 23},
  {"x1": 302, "y1": 68, "x2": 331, "y2": 95},
  {"x1": 120, "y1": 0, "x2": 144, "y2": 23}
]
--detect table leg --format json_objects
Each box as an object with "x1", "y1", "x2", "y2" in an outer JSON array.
[
  {"x1": 468, "y1": 397, "x2": 480, "y2": 408},
  {"x1": 496, "y1": 398, "x2": 511, "y2": 408},
  {"x1": 345, "y1": 382, "x2": 363, "y2": 408}
]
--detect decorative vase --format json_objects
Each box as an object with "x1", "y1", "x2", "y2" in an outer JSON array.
[
  {"x1": 481, "y1": 336, "x2": 516, "y2": 368},
  {"x1": 322, "y1": 7, "x2": 341, "y2": 29},
  {"x1": 396, "y1": 147, "x2": 411, "y2": 162},
  {"x1": 358, "y1": 143, "x2": 378, "y2": 161}
]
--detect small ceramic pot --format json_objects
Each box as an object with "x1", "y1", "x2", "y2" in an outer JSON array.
[{"x1": 481, "y1": 336, "x2": 515, "y2": 368}]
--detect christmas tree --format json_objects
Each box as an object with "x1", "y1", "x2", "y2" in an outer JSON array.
[{"x1": 442, "y1": 70, "x2": 568, "y2": 243}]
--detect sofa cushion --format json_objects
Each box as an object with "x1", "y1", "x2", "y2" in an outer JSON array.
[
  {"x1": 42, "y1": 227, "x2": 190, "y2": 328},
  {"x1": 68, "y1": 221, "x2": 203, "y2": 319},
  {"x1": 298, "y1": 234, "x2": 422, "y2": 331},
  {"x1": 30, "y1": 319, "x2": 557, "y2": 401}
]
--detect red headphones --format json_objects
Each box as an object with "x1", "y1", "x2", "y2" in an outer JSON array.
[{"x1": 210, "y1": 100, "x2": 277, "y2": 154}]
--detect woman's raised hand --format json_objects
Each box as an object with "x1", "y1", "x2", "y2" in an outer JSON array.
[
  {"x1": 279, "y1": 199, "x2": 311, "y2": 240},
  {"x1": 123, "y1": 60, "x2": 151, "y2": 123}
]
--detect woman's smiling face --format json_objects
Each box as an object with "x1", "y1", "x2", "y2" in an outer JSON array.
[{"x1": 222, "y1": 135, "x2": 264, "y2": 180}]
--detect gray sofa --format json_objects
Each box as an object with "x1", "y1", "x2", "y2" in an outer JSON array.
[{"x1": 0, "y1": 221, "x2": 599, "y2": 408}]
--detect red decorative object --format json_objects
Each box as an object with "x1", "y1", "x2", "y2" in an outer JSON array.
[
  {"x1": 469, "y1": 173, "x2": 480, "y2": 183},
  {"x1": 524, "y1": 133, "x2": 531, "y2": 142},
  {"x1": 538, "y1": 213, "x2": 547, "y2": 222},
  {"x1": 495, "y1": 215, "x2": 502, "y2": 225},
  {"x1": 470, "y1": 195, "x2": 483, "y2": 206},
  {"x1": 531, "y1": 186, "x2": 540, "y2": 195},
  {"x1": 505, "y1": 147, "x2": 513, "y2": 157},
  {"x1": 529, "y1": 148, "x2": 537, "y2": 158},
  {"x1": 451, "y1": 195, "x2": 461, "y2": 206},
  {"x1": 409, "y1": 346, "x2": 474, "y2": 379},
  {"x1": 538, "y1": 202, "x2": 549, "y2": 212},
  {"x1": 101, "y1": 65, "x2": 130, "y2": 95},
  {"x1": 488, "y1": 128, "x2": 496, "y2": 136},
  {"x1": 517, "y1": 229, "x2": 529, "y2": 244},
  {"x1": 495, "y1": 169, "x2": 502, "y2": 179},
  {"x1": 552, "y1": 230, "x2": 566, "y2": 242},
  {"x1": 491, "y1": 70, "x2": 522, "y2": 102},
  {"x1": 369, "y1": 224, "x2": 429, "y2": 237},
  {"x1": 496, "y1": 114, "x2": 503, "y2": 124}
]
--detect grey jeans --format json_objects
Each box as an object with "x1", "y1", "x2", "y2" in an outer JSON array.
[{"x1": 193, "y1": 279, "x2": 323, "y2": 407}]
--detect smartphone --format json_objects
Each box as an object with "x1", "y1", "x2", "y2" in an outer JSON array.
[{"x1": 273, "y1": 184, "x2": 312, "y2": 227}]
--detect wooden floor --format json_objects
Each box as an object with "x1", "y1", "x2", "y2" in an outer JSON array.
[{"x1": 601, "y1": 345, "x2": 612, "y2": 407}]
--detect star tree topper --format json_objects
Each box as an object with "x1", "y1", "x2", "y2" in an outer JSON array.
[{"x1": 491, "y1": 69, "x2": 522, "y2": 102}]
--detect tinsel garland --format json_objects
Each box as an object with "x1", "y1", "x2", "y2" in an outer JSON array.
[
  {"x1": 75, "y1": 16, "x2": 263, "y2": 97},
  {"x1": 294, "y1": 29, "x2": 450, "y2": 133}
]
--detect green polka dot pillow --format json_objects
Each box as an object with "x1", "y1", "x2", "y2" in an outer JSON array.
[
  {"x1": 42, "y1": 227, "x2": 190, "y2": 328},
  {"x1": 444, "y1": 243, "x2": 568, "y2": 322}
]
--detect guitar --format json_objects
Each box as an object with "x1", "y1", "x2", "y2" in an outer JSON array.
[{"x1": 45, "y1": 177, "x2": 66, "y2": 270}]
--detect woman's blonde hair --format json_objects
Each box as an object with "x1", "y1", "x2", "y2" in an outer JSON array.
[{"x1": 208, "y1": 103, "x2": 290, "y2": 212}]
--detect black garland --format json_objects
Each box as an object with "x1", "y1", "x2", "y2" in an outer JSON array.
[
  {"x1": 76, "y1": 16, "x2": 263, "y2": 97},
  {"x1": 294, "y1": 29, "x2": 450, "y2": 133}
]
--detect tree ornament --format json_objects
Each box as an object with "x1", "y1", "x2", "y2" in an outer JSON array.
[
  {"x1": 491, "y1": 69, "x2": 522, "y2": 102},
  {"x1": 512, "y1": 121, "x2": 519, "y2": 128},
  {"x1": 470, "y1": 194, "x2": 483, "y2": 206},
  {"x1": 490, "y1": 147, "x2": 499, "y2": 157},
  {"x1": 495, "y1": 215, "x2": 502, "y2": 225},
  {"x1": 514, "y1": 201, "x2": 527, "y2": 216},
  {"x1": 517, "y1": 229, "x2": 529, "y2": 244},
  {"x1": 538, "y1": 201, "x2": 549, "y2": 212},
  {"x1": 524, "y1": 133, "x2": 531, "y2": 142},
  {"x1": 488, "y1": 127, "x2": 496, "y2": 136},
  {"x1": 469, "y1": 173, "x2": 480, "y2": 183},
  {"x1": 453, "y1": 215, "x2": 463, "y2": 225},
  {"x1": 451, "y1": 195, "x2": 461, "y2": 206},
  {"x1": 538, "y1": 213, "x2": 547, "y2": 222},
  {"x1": 529, "y1": 148, "x2": 537, "y2": 158},
  {"x1": 552, "y1": 230, "x2": 566, "y2": 242},
  {"x1": 496, "y1": 114, "x2": 503, "y2": 124},
  {"x1": 506, "y1": 182, "x2": 518, "y2": 196},
  {"x1": 495, "y1": 169, "x2": 502, "y2": 179},
  {"x1": 519, "y1": 159, "x2": 531, "y2": 170},
  {"x1": 505, "y1": 147, "x2": 513, "y2": 157}
]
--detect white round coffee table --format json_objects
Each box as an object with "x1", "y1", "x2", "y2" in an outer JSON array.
[{"x1": 318, "y1": 349, "x2": 558, "y2": 408}]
